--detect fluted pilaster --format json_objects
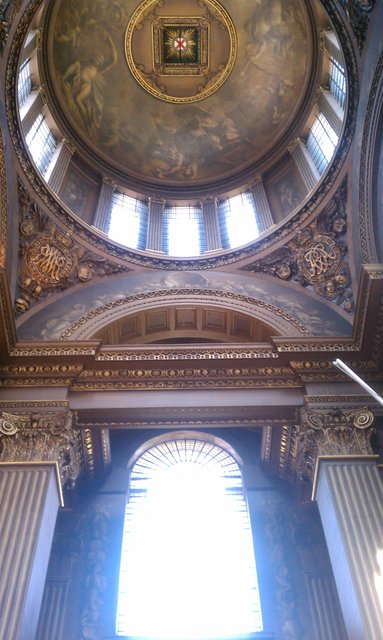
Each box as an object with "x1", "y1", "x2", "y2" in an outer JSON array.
[
  {"x1": 47, "y1": 140, "x2": 74, "y2": 193},
  {"x1": 298, "y1": 406, "x2": 383, "y2": 639},
  {"x1": 318, "y1": 88, "x2": 343, "y2": 137},
  {"x1": 147, "y1": 198, "x2": 165, "y2": 251},
  {"x1": 92, "y1": 178, "x2": 115, "y2": 232},
  {"x1": 21, "y1": 90, "x2": 44, "y2": 134},
  {"x1": 313, "y1": 457, "x2": 383, "y2": 640},
  {"x1": 0, "y1": 463, "x2": 62, "y2": 640},
  {"x1": 201, "y1": 198, "x2": 220, "y2": 250},
  {"x1": 288, "y1": 138, "x2": 320, "y2": 192},
  {"x1": 249, "y1": 177, "x2": 273, "y2": 231}
]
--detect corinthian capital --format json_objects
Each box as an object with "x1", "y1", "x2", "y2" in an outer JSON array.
[
  {"x1": 0, "y1": 411, "x2": 82, "y2": 488},
  {"x1": 296, "y1": 407, "x2": 374, "y2": 483}
]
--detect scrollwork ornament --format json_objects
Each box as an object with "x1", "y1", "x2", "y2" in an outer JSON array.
[
  {"x1": 0, "y1": 412, "x2": 20, "y2": 435},
  {"x1": 351, "y1": 408, "x2": 374, "y2": 429}
]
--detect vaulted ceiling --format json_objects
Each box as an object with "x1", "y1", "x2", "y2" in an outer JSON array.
[{"x1": 1, "y1": 0, "x2": 383, "y2": 492}]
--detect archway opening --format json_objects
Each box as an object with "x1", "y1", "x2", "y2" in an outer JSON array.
[{"x1": 116, "y1": 436, "x2": 263, "y2": 639}]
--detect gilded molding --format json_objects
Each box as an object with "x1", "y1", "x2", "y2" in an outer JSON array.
[
  {"x1": 60, "y1": 289, "x2": 311, "y2": 340},
  {"x1": 10, "y1": 345, "x2": 97, "y2": 356},
  {"x1": 96, "y1": 346, "x2": 279, "y2": 361},
  {"x1": 0, "y1": 128, "x2": 8, "y2": 269},
  {"x1": 101, "y1": 429, "x2": 111, "y2": 466},
  {"x1": 242, "y1": 180, "x2": 354, "y2": 313},
  {"x1": 71, "y1": 377, "x2": 301, "y2": 392},
  {"x1": 82, "y1": 428, "x2": 95, "y2": 478},
  {"x1": 0, "y1": 410, "x2": 83, "y2": 487},
  {"x1": 0, "y1": 364, "x2": 82, "y2": 376},
  {"x1": 0, "y1": 400, "x2": 70, "y2": 408}
]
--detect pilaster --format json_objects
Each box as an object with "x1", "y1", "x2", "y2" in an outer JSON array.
[
  {"x1": 201, "y1": 198, "x2": 220, "y2": 251},
  {"x1": 0, "y1": 410, "x2": 82, "y2": 640},
  {"x1": 297, "y1": 406, "x2": 383, "y2": 640},
  {"x1": 92, "y1": 178, "x2": 115, "y2": 233},
  {"x1": 288, "y1": 138, "x2": 320, "y2": 192},
  {"x1": 249, "y1": 176, "x2": 274, "y2": 232},
  {"x1": 147, "y1": 198, "x2": 165, "y2": 252}
]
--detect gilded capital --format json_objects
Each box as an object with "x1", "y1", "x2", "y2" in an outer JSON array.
[
  {"x1": 0, "y1": 410, "x2": 82, "y2": 488},
  {"x1": 296, "y1": 407, "x2": 374, "y2": 482}
]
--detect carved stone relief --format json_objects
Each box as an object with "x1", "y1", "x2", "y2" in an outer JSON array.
[
  {"x1": 0, "y1": 0, "x2": 22, "y2": 52},
  {"x1": 340, "y1": 0, "x2": 375, "y2": 51},
  {"x1": 242, "y1": 181, "x2": 353, "y2": 312},
  {"x1": 0, "y1": 410, "x2": 83, "y2": 488},
  {"x1": 15, "y1": 183, "x2": 130, "y2": 313}
]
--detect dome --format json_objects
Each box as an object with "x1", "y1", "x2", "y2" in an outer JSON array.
[{"x1": 41, "y1": 0, "x2": 315, "y2": 193}]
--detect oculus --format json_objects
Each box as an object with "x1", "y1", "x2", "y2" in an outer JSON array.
[{"x1": 125, "y1": 0, "x2": 237, "y2": 103}]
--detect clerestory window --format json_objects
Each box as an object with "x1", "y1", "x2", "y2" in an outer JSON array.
[
  {"x1": 218, "y1": 193, "x2": 259, "y2": 249},
  {"x1": 25, "y1": 113, "x2": 57, "y2": 175},
  {"x1": 108, "y1": 191, "x2": 149, "y2": 250},
  {"x1": 306, "y1": 112, "x2": 339, "y2": 174},
  {"x1": 116, "y1": 435, "x2": 263, "y2": 639},
  {"x1": 329, "y1": 58, "x2": 346, "y2": 108},
  {"x1": 163, "y1": 205, "x2": 205, "y2": 256}
]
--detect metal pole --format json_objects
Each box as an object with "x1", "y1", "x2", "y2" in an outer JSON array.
[{"x1": 333, "y1": 359, "x2": 383, "y2": 407}]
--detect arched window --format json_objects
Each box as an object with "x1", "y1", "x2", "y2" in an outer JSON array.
[{"x1": 116, "y1": 434, "x2": 263, "y2": 639}]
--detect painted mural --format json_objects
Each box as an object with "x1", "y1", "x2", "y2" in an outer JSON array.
[
  {"x1": 47, "y1": 0, "x2": 309, "y2": 186},
  {"x1": 16, "y1": 271, "x2": 352, "y2": 340}
]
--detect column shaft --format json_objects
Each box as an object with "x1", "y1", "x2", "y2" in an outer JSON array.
[
  {"x1": 147, "y1": 199, "x2": 164, "y2": 252},
  {"x1": 289, "y1": 139, "x2": 320, "y2": 191},
  {"x1": 92, "y1": 180, "x2": 114, "y2": 232},
  {"x1": 318, "y1": 89, "x2": 343, "y2": 137},
  {"x1": 21, "y1": 91, "x2": 44, "y2": 135},
  {"x1": 0, "y1": 463, "x2": 62, "y2": 640},
  {"x1": 249, "y1": 179, "x2": 274, "y2": 231},
  {"x1": 314, "y1": 457, "x2": 383, "y2": 640},
  {"x1": 201, "y1": 199, "x2": 220, "y2": 250},
  {"x1": 46, "y1": 141, "x2": 73, "y2": 193}
]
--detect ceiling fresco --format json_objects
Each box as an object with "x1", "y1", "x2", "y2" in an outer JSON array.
[{"x1": 45, "y1": 0, "x2": 310, "y2": 187}]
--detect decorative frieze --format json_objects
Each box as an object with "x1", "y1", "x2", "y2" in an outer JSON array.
[{"x1": 0, "y1": 410, "x2": 82, "y2": 488}]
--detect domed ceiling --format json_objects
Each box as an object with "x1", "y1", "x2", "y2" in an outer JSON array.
[{"x1": 43, "y1": 0, "x2": 313, "y2": 191}]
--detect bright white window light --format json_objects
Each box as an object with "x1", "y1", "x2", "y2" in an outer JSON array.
[
  {"x1": 306, "y1": 112, "x2": 339, "y2": 174},
  {"x1": 108, "y1": 192, "x2": 148, "y2": 249},
  {"x1": 25, "y1": 113, "x2": 57, "y2": 174},
  {"x1": 219, "y1": 193, "x2": 259, "y2": 249},
  {"x1": 163, "y1": 206, "x2": 204, "y2": 256},
  {"x1": 116, "y1": 438, "x2": 263, "y2": 639}
]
